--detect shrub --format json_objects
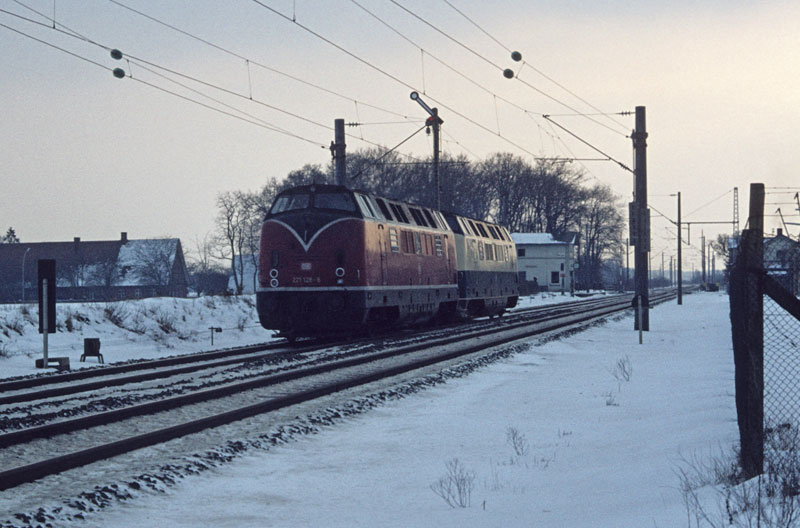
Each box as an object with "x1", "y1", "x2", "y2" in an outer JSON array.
[
  {"x1": 104, "y1": 303, "x2": 129, "y2": 328},
  {"x1": 677, "y1": 425, "x2": 800, "y2": 527},
  {"x1": 431, "y1": 458, "x2": 475, "y2": 508},
  {"x1": 611, "y1": 355, "x2": 633, "y2": 383},
  {"x1": 506, "y1": 427, "x2": 529, "y2": 457}
]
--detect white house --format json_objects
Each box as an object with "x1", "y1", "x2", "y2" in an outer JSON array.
[{"x1": 511, "y1": 233, "x2": 577, "y2": 294}]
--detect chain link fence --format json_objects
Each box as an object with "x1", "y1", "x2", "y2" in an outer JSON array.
[{"x1": 764, "y1": 270, "x2": 800, "y2": 429}]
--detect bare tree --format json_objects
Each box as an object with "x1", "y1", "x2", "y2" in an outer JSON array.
[
  {"x1": 131, "y1": 239, "x2": 176, "y2": 286},
  {"x1": 576, "y1": 184, "x2": 625, "y2": 289},
  {"x1": 215, "y1": 191, "x2": 249, "y2": 295}
]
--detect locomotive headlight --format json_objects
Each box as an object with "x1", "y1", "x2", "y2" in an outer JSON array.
[
  {"x1": 270, "y1": 278, "x2": 279, "y2": 288},
  {"x1": 335, "y1": 267, "x2": 345, "y2": 278},
  {"x1": 269, "y1": 269, "x2": 279, "y2": 279}
]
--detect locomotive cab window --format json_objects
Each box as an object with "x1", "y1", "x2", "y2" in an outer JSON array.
[
  {"x1": 376, "y1": 198, "x2": 394, "y2": 221},
  {"x1": 270, "y1": 193, "x2": 310, "y2": 214},
  {"x1": 356, "y1": 194, "x2": 377, "y2": 218},
  {"x1": 313, "y1": 192, "x2": 357, "y2": 212}
]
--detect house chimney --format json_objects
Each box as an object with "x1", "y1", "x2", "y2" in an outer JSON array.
[
  {"x1": 777, "y1": 228, "x2": 783, "y2": 237},
  {"x1": 121, "y1": 232, "x2": 128, "y2": 243}
]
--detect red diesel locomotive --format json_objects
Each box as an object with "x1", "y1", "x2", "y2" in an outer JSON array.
[{"x1": 256, "y1": 184, "x2": 518, "y2": 340}]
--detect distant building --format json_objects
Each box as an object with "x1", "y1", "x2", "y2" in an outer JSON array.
[
  {"x1": 511, "y1": 232, "x2": 578, "y2": 294},
  {"x1": 764, "y1": 228, "x2": 799, "y2": 295},
  {"x1": 0, "y1": 233, "x2": 189, "y2": 303}
]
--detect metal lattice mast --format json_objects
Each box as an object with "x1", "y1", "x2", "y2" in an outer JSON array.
[{"x1": 733, "y1": 186, "x2": 740, "y2": 237}]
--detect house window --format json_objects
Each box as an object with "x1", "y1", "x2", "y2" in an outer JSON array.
[
  {"x1": 551, "y1": 271, "x2": 560, "y2": 284},
  {"x1": 517, "y1": 248, "x2": 525, "y2": 257}
]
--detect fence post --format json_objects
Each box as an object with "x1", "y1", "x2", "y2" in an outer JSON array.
[{"x1": 729, "y1": 183, "x2": 764, "y2": 478}]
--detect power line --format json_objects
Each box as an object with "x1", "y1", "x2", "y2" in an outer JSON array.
[
  {"x1": 250, "y1": 0, "x2": 539, "y2": 158},
  {"x1": 543, "y1": 115, "x2": 632, "y2": 173},
  {"x1": 0, "y1": 16, "x2": 331, "y2": 149},
  {"x1": 106, "y1": 0, "x2": 414, "y2": 123},
  {"x1": 683, "y1": 188, "x2": 733, "y2": 219},
  {"x1": 437, "y1": 0, "x2": 630, "y2": 134},
  {"x1": 391, "y1": 0, "x2": 628, "y2": 137},
  {"x1": 2, "y1": 4, "x2": 432, "y2": 160}
]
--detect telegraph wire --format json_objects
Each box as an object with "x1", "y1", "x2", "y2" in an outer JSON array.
[
  {"x1": 438, "y1": 0, "x2": 630, "y2": 134},
  {"x1": 250, "y1": 0, "x2": 539, "y2": 158},
  {"x1": 543, "y1": 115, "x2": 632, "y2": 173},
  {"x1": 106, "y1": 0, "x2": 413, "y2": 122},
  {"x1": 391, "y1": 0, "x2": 629, "y2": 137},
  {"x1": 2, "y1": 4, "x2": 431, "y2": 159},
  {"x1": 0, "y1": 17, "x2": 332, "y2": 149},
  {"x1": 683, "y1": 188, "x2": 733, "y2": 219},
  {"x1": 351, "y1": 125, "x2": 427, "y2": 179}
]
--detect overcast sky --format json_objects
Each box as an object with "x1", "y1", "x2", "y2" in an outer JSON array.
[{"x1": 2, "y1": 0, "x2": 798, "y2": 270}]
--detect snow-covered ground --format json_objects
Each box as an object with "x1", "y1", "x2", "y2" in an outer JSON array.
[
  {"x1": 2, "y1": 291, "x2": 739, "y2": 527},
  {"x1": 0, "y1": 290, "x2": 588, "y2": 380}
]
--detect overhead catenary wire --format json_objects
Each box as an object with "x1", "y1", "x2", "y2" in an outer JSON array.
[
  {"x1": 105, "y1": 0, "x2": 414, "y2": 122},
  {"x1": 438, "y1": 0, "x2": 631, "y2": 134},
  {"x1": 250, "y1": 0, "x2": 540, "y2": 158},
  {"x1": 1, "y1": 4, "x2": 434, "y2": 161},
  {"x1": 0, "y1": 17, "x2": 333, "y2": 149},
  {"x1": 683, "y1": 188, "x2": 733, "y2": 219},
  {"x1": 390, "y1": 0, "x2": 629, "y2": 138}
]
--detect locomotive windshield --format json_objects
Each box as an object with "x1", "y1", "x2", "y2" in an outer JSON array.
[
  {"x1": 270, "y1": 193, "x2": 310, "y2": 214},
  {"x1": 314, "y1": 192, "x2": 357, "y2": 212}
]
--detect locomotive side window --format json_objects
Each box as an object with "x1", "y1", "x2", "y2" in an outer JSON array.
[
  {"x1": 413, "y1": 232, "x2": 422, "y2": 255},
  {"x1": 314, "y1": 192, "x2": 357, "y2": 212},
  {"x1": 389, "y1": 227, "x2": 400, "y2": 252},
  {"x1": 436, "y1": 212, "x2": 449, "y2": 231},
  {"x1": 376, "y1": 198, "x2": 394, "y2": 221},
  {"x1": 409, "y1": 208, "x2": 425, "y2": 227},
  {"x1": 488, "y1": 226, "x2": 500, "y2": 240},
  {"x1": 485, "y1": 243, "x2": 494, "y2": 261},
  {"x1": 444, "y1": 215, "x2": 463, "y2": 234},
  {"x1": 270, "y1": 193, "x2": 310, "y2": 214},
  {"x1": 424, "y1": 210, "x2": 438, "y2": 229},
  {"x1": 476, "y1": 223, "x2": 489, "y2": 238},
  {"x1": 467, "y1": 219, "x2": 479, "y2": 236},
  {"x1": 390, "y1": 203, "x2": 410, "y2": 224}
]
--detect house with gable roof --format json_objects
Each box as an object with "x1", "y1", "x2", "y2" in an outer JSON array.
[
  {"x1": 511, "y1": 232, "x2": 578, "y2": 294},
  {"x1": 0, "y1": 233, "x2": 189, "y2": 302},
  {"x1": 764, "y1": 228, "x2": 800, "y2": 295}
]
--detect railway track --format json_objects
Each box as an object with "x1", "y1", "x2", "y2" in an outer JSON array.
[{"x1": 0, "y1": 289, "x2": 682, "y2": 493}]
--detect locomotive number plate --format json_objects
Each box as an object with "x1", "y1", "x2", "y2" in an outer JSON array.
[{"x1": 300, "y1": 262, "x2": 312, "y2": 271}]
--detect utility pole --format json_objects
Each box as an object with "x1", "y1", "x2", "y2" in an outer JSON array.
[
  {"x1": 670, "y1": 256, "x2": 674, "y2": 287},
  {"x1": 625, "y1": 238, "x2": 629, "y2": 290},
  {"x1": 331, "y1": 118, "x2": 346, "y2": 186},
  {"x1": 631, "y1": 106, "x2": 649, "y2": 330},
  {"x1": 701, "y1": 233, "x2": 707, "y2": 285},
  {"x1": 431, "y1": 108, "x2": 441, "y2": 210},
  {"x1": 677, "y1": 191, "x2": 683, "y2": 305}
]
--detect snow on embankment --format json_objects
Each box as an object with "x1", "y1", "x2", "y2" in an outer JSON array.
[{"x1": 0, "y1": 295, "x2": 272, "y2": 379}]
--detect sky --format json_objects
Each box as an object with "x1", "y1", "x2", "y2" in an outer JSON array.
[{"x1": 2, "y1": 0, "x2": 799, "y2": 271}]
